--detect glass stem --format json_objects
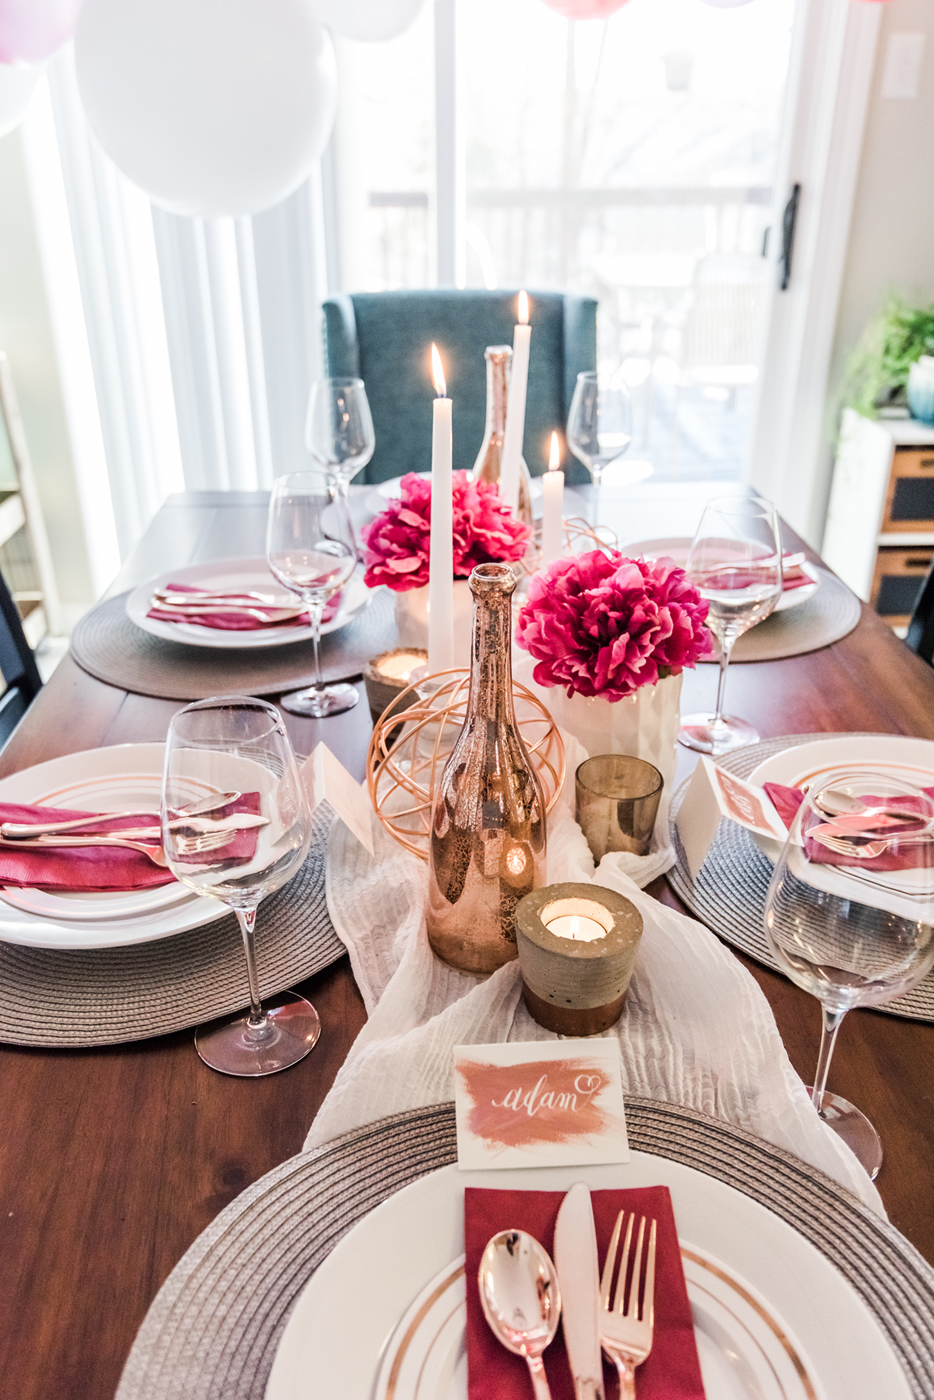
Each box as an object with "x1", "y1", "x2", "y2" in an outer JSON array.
[
  {"x1": 812, "y1": 1005, "x2": 847, "y2": 1113},
  {"x1": 308, "y1": 600, "x2": 326, "y2": 699},
  {"x1": 235, "y1": 906, "x2": 266, "y2": 1029},
  {"x1": 712, "y1": 634, "x2": 735, "y2": 725},
  {"x1": 592, "y1": 465, "x2": 603, "y2": 529}
]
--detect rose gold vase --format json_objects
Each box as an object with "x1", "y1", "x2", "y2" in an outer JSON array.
[
  {"x1": 470, "y1": 345, "x2": 533, "y2": 528},
  {"x1": 426, "y1": 562, "x2": 547, "y2": 973}
]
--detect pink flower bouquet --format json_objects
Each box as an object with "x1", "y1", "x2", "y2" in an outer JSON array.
[
  {"x1": 362, "y1": 472, "x2": 530, "y2": 592},
  {"x1": 515, "y1": 549, "x2": 712, "y2": 700}
]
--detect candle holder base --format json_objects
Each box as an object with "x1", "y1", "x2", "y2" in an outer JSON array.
[{"x1": 521, "y1": 982, "x2": 628, "y2": 1036}]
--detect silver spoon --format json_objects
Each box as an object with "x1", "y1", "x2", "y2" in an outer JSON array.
[
  {"x1": 0, "y1": 790, "x2": 242, "y2": 840},
  {"x1": 813, "y1": 787, "x2": 923, "y2": 824},
  {"x1": 478, "y1": 1230, "x2": 562, "y2": 1400}
]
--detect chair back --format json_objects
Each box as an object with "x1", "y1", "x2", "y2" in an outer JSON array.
[
  {"x1": 906, "y1": 562, "x2": 934, "y2": 664},
  {"x1": 0, "y1": 564, "x2": 41, "y2": 744},
  {"x1": 322, "y1": 289, "x2": 597, "y2": 483}
]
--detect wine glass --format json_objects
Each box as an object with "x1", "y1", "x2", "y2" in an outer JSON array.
[
  {"x1": 305, "y1": 377, "x2": 375, "y2": 494},
  {"x1": 566, "y1": 370, "x2": 633, "y2": 526},
  {"x1": 679, "y1": 495, "x2": 782, "y2": 754},
  {"x1": 162, "y1": 696, "x2": 317, "y2": 1077},
  {"x1": 764, "y1": 773, "x2": 934, "y2": 1177},
  {"x1": 266, "y1": 470, "x2": 359, "y2": 718}
]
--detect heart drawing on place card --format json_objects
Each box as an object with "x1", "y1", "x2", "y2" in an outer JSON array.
[{"x1": 453, "y1": 1039, "x2": 629, "y2": 1171}]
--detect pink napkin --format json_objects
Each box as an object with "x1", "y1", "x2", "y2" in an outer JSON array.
[
  {"x1": 147, "y1": 583, "x2": 341, "y2": 631},
  {"x1": 763, "y1": 781, "x2": 934, "y2": 872},
  {"x1": 465, "y1": 1186, "x2": 706, "y2": 1400},
  {"x1": 0, "y1": 793, "x2": 262, "y2": 892}
]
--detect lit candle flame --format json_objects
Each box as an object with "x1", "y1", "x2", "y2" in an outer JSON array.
[
  {"x1": 549, "y1": 431, "x2": 560, "y2": 472},
  {"x1": 430, "y1": 343, "x2": 446, "y2": 398},
  {"x1": 518, "y1": 290, "x2": 529, "y2": 325}
]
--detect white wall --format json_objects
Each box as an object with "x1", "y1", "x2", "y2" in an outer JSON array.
[
  {"x1": 0, "y1": 128, "x2": 95, "y2": 621},
  {"x1": 822, "y1": 0, "x2": 934, "y2": 534}
]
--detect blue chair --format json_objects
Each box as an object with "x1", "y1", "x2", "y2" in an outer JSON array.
[{"x1": 322, "y1": 289, "x2": 597, "y2": 484}]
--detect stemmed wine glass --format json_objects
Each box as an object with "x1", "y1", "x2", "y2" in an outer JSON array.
[
  {"x1": 162, "y1": 696, "x2": 317, "y2": 1077},
  {"x1": 267, "y1": 470, "x2": 359, "y2": 718},
  {"x1": 679, "y1": 495, "x2": 782, "y2": 754},
  {"x1": 566, "y1": 370, "x2": 633, "y2": 527},
  {"x1": 764, "y1": 773, "x2": 934, "y2": 1177},
  {"x1": 305, "y1": 377, "x2": 375, "y2": 494}
]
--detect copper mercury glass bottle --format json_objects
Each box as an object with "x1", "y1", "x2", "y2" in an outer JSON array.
[
  {"x1": 426, "y1": 562, "x2": 547, "y2": 972},
  {"x1": 470, "y1": 345, "x2": 533, "y2": 528}
]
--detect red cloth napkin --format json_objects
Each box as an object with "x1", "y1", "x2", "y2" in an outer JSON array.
[
  {"x1": 146, "y1": 583, "x2": 341, "y2": 631},
  {"x1": 763, "y1": 781, "x2": 934, "y2": 872},
  {"x1": 465, "y1": 1186, "x2": 706, "y2": 1400},
  {"x1": 0, "y1": 793, "x2": 262, "y2": 892}
]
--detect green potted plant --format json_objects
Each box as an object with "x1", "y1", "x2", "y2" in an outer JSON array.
[{"x1": 843, "y1": 296, "x2": 934, "y2": 420}]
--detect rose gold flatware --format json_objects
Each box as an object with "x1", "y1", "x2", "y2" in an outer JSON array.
[
  {"x1": 599, "y1": 1211, "x2": 656, "y2": 1399},
  {"x1": 0, "y1": 791, "x2": 242, "y2": 840},
  {"x1": 0, "y1": 827, "x2": 237, "y2": 868},
  {"x1": 478, "y1": 1230, "x2": 561, "y2": 1400}
]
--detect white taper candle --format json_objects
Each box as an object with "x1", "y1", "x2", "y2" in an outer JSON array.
[
  {"x1": 499, "y1": 290, "x2": 530, "y2": 513},
  {"x1": 540, "y1": 430, "x2": 565, "y2": 568},
  {"x1": 428, "y1": 344, "x2": 454, "y2": 674}
]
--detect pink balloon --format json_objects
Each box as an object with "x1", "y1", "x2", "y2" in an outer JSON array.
[
  {"x1": 539, "y1": 0, "x2": 630, "y2": 17},
  {"x1": 0, "y1": 0, "x2": 85, "y2": 64}
]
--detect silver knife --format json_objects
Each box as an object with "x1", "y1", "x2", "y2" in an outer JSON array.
[{"x1": 554, "y1": 1183, "x2": 605, "y2": 1400}]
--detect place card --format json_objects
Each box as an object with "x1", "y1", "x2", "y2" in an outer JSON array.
[
  {"x1": 302, "y1": 742, "x2": 375, "y2": 855},
  {"x1": 453, "y1": 1039, "x2": 629, "y2": 1171},
  {"x1": 676, "y1": 757, "x2": 788, "y2": 880}
]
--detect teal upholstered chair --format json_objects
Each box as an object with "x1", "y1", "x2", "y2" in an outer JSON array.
[{"x1": 322, "y1": 289, "x2": 597, "y2": 484}]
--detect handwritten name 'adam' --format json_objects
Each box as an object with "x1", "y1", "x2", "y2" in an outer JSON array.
[{"x1": 490, "y1": 1072, "x2": 604, "y2": 1117}]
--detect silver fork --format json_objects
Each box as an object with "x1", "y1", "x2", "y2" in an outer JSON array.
[
  {"x1": 0, "y1": 827, "x2": 235, "y2": 869},
  {"x1": 598, "y1": 1212, "x2": 657, "y2": 1399}
]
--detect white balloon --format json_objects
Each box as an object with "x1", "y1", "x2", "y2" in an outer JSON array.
[
  {"x1": 0, "y1": 60, "x2": 41, "y2": 139},
  {"x1": 74, "y1": 0, "x2": 337, "y2": 217},
  {"x1": 309, "y1": 0, "x2": 425, "y2": 42}
]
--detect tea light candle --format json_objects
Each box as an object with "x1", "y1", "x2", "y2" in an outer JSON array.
[
  {"x1": 363, "y1": 647, "x2": 428, "y2": 727},
  {"x1": 515, "y1": 883, "x2": 643, "y2": 1035},
  {"x1": 540, "y1": 430, "x2": 565, "y2": 568}
]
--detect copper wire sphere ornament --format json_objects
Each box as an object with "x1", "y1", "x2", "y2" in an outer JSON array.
[{"x1": 366, "y1": 671, "x2": 566, "y2": 863}]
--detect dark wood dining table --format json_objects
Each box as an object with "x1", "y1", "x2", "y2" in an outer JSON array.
[{"x1": 3, "y1": 488, "x2": 934, "y2": 1400}]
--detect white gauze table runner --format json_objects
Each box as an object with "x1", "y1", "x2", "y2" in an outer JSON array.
[{"x1": 306, "y1": 750, "x2": 882, "y2": 1214}]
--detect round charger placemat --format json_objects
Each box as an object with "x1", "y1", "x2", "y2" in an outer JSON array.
[
  {"x1": 0, "y1": 807, "x2": 344, "y2": 1048},
  {"x1": 70, "y1": 588, "x2": 398, "y2": 701},
  {"x1": 115, "y1": 1097, "x2": 934, "y2": 1400},
  {"x1": 699, "y1": 569, "x2": 861, "y2": 664},
  {"x1": 667, "y1": 733, "x2": 934, "y2": 1022}
]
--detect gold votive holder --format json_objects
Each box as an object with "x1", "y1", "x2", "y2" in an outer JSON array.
[
  {"x1": 515, "y1": 882, "x2": 643, "y2": 1035},
  {"x1": 575, "y1": 755, "x2": 663, "y2": 862},
  {"x1": 363, "y1": 648, "x2": 428, "y2": 729}
]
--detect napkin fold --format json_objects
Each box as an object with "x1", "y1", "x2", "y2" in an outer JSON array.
[
  {"x1": 465, "y1": 1186, "x2": 705, "y2": 1400},
  {"x1": 764, "y1": 782, "x2": 934, "y2": 872},
  {"x1": 0, "y1": 793, "x2": 262, "y2": 892},
  {"x1": 146, "y1": 583, "x2": 341, "y2": 631}
]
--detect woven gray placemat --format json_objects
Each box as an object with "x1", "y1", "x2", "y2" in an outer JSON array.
[
  {"x1": 0, "y1": 807, "x2": 344, "y2": 1047},
  {"x1": 697, "y1": 569, "x2": 861, "y2": 663},
  {"x1": 667, "y1": 733, "x2": 934, "y2": 1021},
  {"x1": 115, "y1": 1097, "x2": 934, "y2": 1400},
  {"x1": 70, "y1": 588, "x2": 398, "y2": 700}
]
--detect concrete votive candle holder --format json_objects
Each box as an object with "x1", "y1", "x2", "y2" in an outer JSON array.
[
  {"x1": 515, "y1": 881, "x2": 643, "y2": 1035},
  {"x1": 363, "y1": 647, "x2": 428, "y2": 728}
]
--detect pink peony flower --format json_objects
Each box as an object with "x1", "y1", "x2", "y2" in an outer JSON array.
[
  {"x1": 362, "y1": 472, "x2": 530, "y2": 592},
  {"x1": 515, "y1": 549, "x2": 712, "y2": 700}
]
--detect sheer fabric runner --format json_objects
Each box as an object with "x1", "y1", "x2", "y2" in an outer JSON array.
[{"x1": 306, "y1": 737, "x2": 882, "y2": 1214}]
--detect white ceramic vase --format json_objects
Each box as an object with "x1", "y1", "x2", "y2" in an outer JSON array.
[
  {"x1": 394, "y1": 579, "x2": 474, "y2": 670},
  {"x1": 514, "y1": 653, "x2": 682, "y2": 846}
]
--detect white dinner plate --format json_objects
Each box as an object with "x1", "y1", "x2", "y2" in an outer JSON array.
[
  {"x1": 0, "y1": 744, "x2": 227, "y2": 948},
  {"x1": 747, "y1": 733, "x2": 934, "y2": 865},
  {"x1": 626, "y1": 537, "x2": 820, "y2": 612},
  {"x1": 266, "y1": 1157, "x2": 909, "y2": 1400},
  {"x1": 126, "y1": 557, "x2": 370, "y2": 650},
  {"x1": 370, "y1": 1242, "x2": 815, "y2": 1400}
]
